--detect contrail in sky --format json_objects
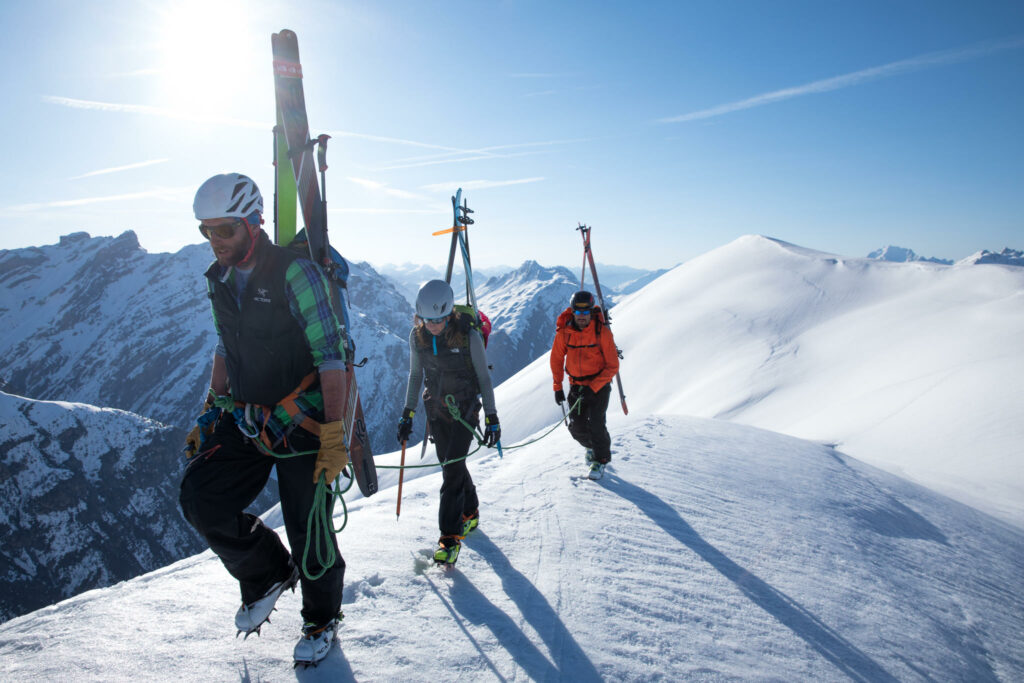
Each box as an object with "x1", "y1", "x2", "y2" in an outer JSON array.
[
  {"x1": 659, "y1": 36, "x2": 1024, "y2": 124},
  {"x1": 8, "y1": 187, "x2": 191, "y2": 212},
  {"x1": 346, "y1": 177, "x2": 428, "y2": 201},
  {"x1": 69, "y1": 158, "x2": 170, "y2": 180},
  {"x1": 420, "y1": 177, "x2": 544, "y2": 193},
  {"x1": 42, "y1": 96, "x2": 268, "y2": 129},
  {"x1": 43, "y1": 96, "x2": 467, "y2": 152}
]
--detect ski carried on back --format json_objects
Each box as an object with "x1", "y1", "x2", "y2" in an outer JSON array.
[
  {"x1": 272, "y1": 28, "x2": 377, "y2": 498},
  {"x1": 577, "y1": 224, "x2": 628, "y2": 415},
  {"x1": 414, "y1": 188, "x2": 496, "y2": 464}
]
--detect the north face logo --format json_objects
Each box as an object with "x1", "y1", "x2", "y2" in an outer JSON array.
[{"x1": 254, "y1": 288, "x2": 271, "y2": 304}]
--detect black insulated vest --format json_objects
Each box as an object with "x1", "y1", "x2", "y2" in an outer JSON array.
[
  {"x1": 416, "y1": 316, "x2": 481, "y2": 422},
  {"x1": 205, "y1": 238, "x2": 316, "y2": 407}
]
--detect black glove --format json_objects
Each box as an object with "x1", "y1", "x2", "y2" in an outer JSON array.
[
  {"x1": 483, "y1": 413, "x2": 501, "y2": 448},
  {"x1": 554, "y1": 389, "x2": 565, "y2": 406},
  {"x1": 396, "y1": 408, "x2": 415, "y2": 444}
]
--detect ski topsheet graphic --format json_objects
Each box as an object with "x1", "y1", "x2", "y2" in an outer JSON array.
[{"x1": 272, "y1": 29, "x2": 377, "y2": 497}]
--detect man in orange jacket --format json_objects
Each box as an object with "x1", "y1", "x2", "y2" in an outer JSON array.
[{"x1": 550, "y1": 290, "x2": 620, "y2": 479}]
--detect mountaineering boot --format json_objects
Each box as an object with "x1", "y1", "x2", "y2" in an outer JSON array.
[
  {"x1": 461, "y1": 510, "x2": 479, "y2": 538},
  {"x1": 584, "y1": 448, "x2": 595, "y2": 465},
  {"x1": 235, "y1": 560, "x2": 300, "y2": 638},
  {"x1": 434, "y1": 535, "x2": 461, "y2": 565},
  {"x1": 293, "y1": 613, "x2": 342, "y2": 668},
  {"x1": 587, "y1": 462, "x2": 607, "y2": 481}
]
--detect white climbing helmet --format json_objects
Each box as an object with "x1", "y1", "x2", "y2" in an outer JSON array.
[
  {"x1": 193, "y1": 173, "x2": 264, "y2": 220},
  {"x1": 416, "y1": 279, "x2": 455, "y2": 320}
]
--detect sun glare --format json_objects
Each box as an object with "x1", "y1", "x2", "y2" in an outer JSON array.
[{"x1": 156, "y1": 0, "x2": 263, "y2": 114}]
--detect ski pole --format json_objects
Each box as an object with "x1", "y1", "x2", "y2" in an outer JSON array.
[
  {"x1": 317, "y1": 134, "x2": 331, "y2": 260},
  {"x1": 396, "y1": 439, "x2": 407, "y2": 519}
]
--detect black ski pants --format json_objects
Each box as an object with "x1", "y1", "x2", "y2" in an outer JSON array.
[
  {"x1": 429, "y1": 413, "x2": 480, "y2": 539},
  {"x1": 179, "y1": 415, "x2": 344, "y2": 626},
  {"x1": 568, "y1": 383, "x2": 612, "y2": 464}
]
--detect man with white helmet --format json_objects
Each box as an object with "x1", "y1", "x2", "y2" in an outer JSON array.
[{"x1": 179, "y1": 173, "x2": 349, "y2": 665}]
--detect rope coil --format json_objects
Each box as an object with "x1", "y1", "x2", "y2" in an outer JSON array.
[{"x1": 207, "y1": 391, "x2": 580, "y2": 581}]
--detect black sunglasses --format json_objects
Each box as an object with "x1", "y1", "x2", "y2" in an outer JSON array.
[{"x1": 198, "y1": 219, "x2": 244, "y2": 240}]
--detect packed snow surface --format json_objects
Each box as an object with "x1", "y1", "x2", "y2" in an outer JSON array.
[{"x1": 1, "y1": 415, "x2": 1021, "y2": 681}]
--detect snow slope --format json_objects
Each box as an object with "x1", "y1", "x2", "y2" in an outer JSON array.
[
  {"x1": 503, "y1": 235, "x2": 1024, "y2": 526},
  {"x1": 0, "y1": 416, "x2": 1021, "y2": 681}
]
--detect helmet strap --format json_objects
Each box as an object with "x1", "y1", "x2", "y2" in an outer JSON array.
[{"x1": 236, "y1": 212, "x2": 263, "y2": 268}]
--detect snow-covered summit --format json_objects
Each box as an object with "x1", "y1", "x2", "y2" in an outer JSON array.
[
  {"x1": 476, "y1": 260, "x2": 579, "y2": 385},
  {"x1": 957, "y1": 247, "x2": 1024, "y2": 267},
  {"x1": 867, "y1": 244, "x2": 952, "y2": 264}
]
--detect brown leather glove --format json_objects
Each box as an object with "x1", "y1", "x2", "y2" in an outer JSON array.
[
  {"x1": 184, "y1": 396, "x2": 217, "y2": 459},
  {"x1": 314, "y1": 421, "x2": 349, "y2": 483},
  {"x1": 184, "y1": 425, "x2": 201, "y2": 458}
]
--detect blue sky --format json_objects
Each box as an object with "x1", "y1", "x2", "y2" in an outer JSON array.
[{"x1": 1, "y1": 0, "x2": 1021, "y2": 269}]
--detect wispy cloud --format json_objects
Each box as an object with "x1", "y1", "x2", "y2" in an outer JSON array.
[
  {"x1": 325, "y1": 130, "x2": 464, "y2": 153},
  {"x1": 43, "y1": 95, "x2": 269, "y2": 129},
  {"x1": 376, "y1": 138, "x2": 588, "y2": 171},
  {"x1": 105, "y1": 68, "x2": 161, "y2": 79},
  {"x1": 509, "y1": 72, "x2": 567, "y2": 79},
  {"x1": 43, "y1": 96, "x2": 471, "y2": 152},
  {"x1": 374, "y1": 151, "x2": 544, "y2": 172},
  {"x1": 346, "y1": 177, "x2": 428, "y2": 201},
  {"x1": 327, "y1": 207, "x2": 437, "y2": 215},
  {"x1": 8, "y1": 187, "x2": 191, "y2": 212},
  {"x1": 69, "y1": 158, "x2": 170, "y2": 180},
  {"x1": 659, "y1": 36, "x2": 1024, "y2": 124},
  {"x1": 419, "y1": 177, "x2": 545, "y2": 194}
]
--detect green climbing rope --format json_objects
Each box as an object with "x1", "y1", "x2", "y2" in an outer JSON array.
[
  {"x1": 375, "y1": 397, "x2": 581, "y2": 470},
  {"x1": 209, "y1": 390, "x2": 351, "y2": 582},
  {"x1": 211, "y1": 390, "x2": 581, "y2": 581}
]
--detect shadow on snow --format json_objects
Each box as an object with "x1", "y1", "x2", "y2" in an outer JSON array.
[
  {"x1": 603, "y1": 473, "x2": 898, "y2": 683},
  {"x1": 420, "y1": 530, "x2": 602, "y2": 682}
]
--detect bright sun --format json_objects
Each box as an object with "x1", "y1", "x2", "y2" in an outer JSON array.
[{"x1": 156, "y1": 0, "x2": 264, "y2": 114}]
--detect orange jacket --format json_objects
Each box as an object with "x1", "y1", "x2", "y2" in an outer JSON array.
[{"x1": 550, "y1": 307, "x2": 619, "y2": 393}]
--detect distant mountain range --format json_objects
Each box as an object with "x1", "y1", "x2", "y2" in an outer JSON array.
[
  {"x1": 374, "y1": 261, "x2": 670, "y2": 306},
  {"x1": 867, "y1": 246, "x2": 953, "y2": 264},
  {"x1": 867, "y1": 244, "x2": 1024, "y2": 267},
  {"x1": 0, "y1": 231, "x2": 412, "y2": 455},
  {"x1": 958, "y1": 247, "x2": 1024, "y2": 267}
]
